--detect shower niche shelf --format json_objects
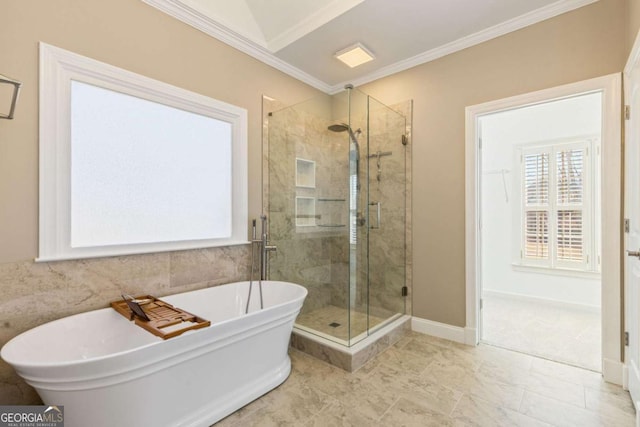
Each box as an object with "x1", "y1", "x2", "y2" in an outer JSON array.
[
  {"x1": 295, "y1": 196, "x2": 316, "y2": 227},
  {"x1": 295, "y1": 158, "x2": 315, "y2": 188},
  {"x1": 316, "y1": 197, "x2": 347, "y2": 228}
]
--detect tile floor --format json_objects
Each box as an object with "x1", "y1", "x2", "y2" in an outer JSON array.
[
  {"x1": 216, "y1": 331, "x2": 634, "y2": 426},
  {"x1": 295, "y1": 305, "x2": 387, "y2": 342},
  {"x1": 482, "y1": 294, "x2": 601, "y2": 371}
]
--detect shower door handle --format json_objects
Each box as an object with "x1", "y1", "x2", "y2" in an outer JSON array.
[{"x1": 369, "y1": 201, "x2": 381, "y2": 229}]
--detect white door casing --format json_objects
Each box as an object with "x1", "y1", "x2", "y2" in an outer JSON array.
[
  {"x1": 624, "y1": 33, "x2": 640, "y2": 407},
  {"x1": 465, "y1": 74, "x2": 622, "y2": 384}
]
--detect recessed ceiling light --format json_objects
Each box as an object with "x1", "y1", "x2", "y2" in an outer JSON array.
[{"x1": 334, "y1": 43, "x2": 375, "y2": 68}]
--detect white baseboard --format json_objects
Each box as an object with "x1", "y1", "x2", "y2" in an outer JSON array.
[
  {"x1": 623, "y1": 363, "x2": 629, "y2": 390},
  {"x1": 482, "y1": 289, "x2": 601, "y2": 313},
  {"x1": 411, "y1": 316, "x2": 472, "y2": 345},
  {"x1": 603, "y1": 357, "x2": 624, "y2": 386},
  {"x1": 464, "y1": 327, "x2": 478, "y2": 346}
]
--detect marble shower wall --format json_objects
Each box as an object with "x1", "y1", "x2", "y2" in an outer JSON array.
[
  {"x1": 0, "y1": 246, "x2": 251, "y2": 404},
  {"x1": 266, "y1": 101, "x2": 351, "y2": 316}
]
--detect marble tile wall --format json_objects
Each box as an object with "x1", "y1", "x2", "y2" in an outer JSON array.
[
  {"x1": 265, "y1": 102, "x2": 351, "y2": 316},
  {"x1": 0, "y1": 245, "x2": 251, "y2": 404}
]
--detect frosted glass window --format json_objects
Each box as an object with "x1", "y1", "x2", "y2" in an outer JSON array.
[
  {"x1": 38, "y1": 43, "x2": 248, "y2": 261},
  {"x1": 70, "y1": 81, "x2": 232, "y2": 247}
]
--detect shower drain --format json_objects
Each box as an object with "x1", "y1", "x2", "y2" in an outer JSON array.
[{"x1": 328, "y1": 322, "x2": 341, "y2": 328}]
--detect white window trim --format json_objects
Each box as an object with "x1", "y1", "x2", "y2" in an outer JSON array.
[
  {"x1": 512, "y1": 136, "x2": 600, "y2": 274},
  {"x1": 38, "y1": 43, "x2": 248, "y2": 262}
]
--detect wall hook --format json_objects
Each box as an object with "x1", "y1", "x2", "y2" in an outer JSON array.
[{"x1": 0, "y1": 74, "x2": 22, "y2": 120}]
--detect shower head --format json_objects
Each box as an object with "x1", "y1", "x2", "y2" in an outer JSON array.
[
  {"x1": 328, "y1": 123, "x2": 349, "y2": 133},
  {"x1": 327, "y1": 122, "x2": 361, "y2": 190},
  {"x1": 328, "y1": 122, "x2": 361, "y2": 180},
  {"x1": 328, "y1": 123, "x2": 362, "y2": 138}
]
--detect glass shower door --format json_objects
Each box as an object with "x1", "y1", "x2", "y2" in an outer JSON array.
[
  {"x1": 346, "y1": 88, "x2": 370, "y2": 345},
  {"x1": 365, "y1": 96, "x2": 407, "y2": 333},
  {"x1": 346, "y1": 89, "x2": 407, "y2": 344}
]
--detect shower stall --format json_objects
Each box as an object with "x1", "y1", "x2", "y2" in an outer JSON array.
[{"x1": 263, "y1": 86, "x2": 410, "y2": 348}]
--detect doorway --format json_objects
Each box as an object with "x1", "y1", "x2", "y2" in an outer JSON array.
[
  {"x1": 465, "y1": 74, "x2": 622, "y2": 384},
  {"x1": 479, "y1": 93, "x2": 602, "y2": 371}
]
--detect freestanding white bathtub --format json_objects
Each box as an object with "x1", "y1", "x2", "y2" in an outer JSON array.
[{"x1": 1, "y1": 280, "x2": 307, "y2": 427}]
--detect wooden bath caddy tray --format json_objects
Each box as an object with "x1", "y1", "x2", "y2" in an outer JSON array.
[{"x1": 111, "y1": 295, "x2": 210, "y2": 339}]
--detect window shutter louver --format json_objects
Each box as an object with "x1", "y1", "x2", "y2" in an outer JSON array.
[
  {"x1": 557, "y1": 210, "x2": 583, "y2": 261},
  {"x1": 557, "y1": 149, "x2": 584, "y2": 204},
  {"x1": 525, "y1": 211, "x2": 548, "y2": 259},
  {"x1": 523, "y1": 152, "x2": 550, "y2": 260},
  {"x1": 524, "y1": 153, "x2": 549, "y2": 205},
  {"x1": 556, "y1": 148, "x2": 585, "y2": 263}
]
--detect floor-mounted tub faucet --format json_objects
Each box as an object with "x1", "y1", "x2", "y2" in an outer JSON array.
[
  {"x1": 260, "y1": 214, "x2": 277, "y2": 280},
  {"x1": 246, "y1": 215, "x2": 276, "y2": 313}
]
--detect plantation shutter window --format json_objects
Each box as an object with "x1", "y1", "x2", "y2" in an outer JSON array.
[{"x1": 518, "y1": 139, "x2": 595, "y2": 272}]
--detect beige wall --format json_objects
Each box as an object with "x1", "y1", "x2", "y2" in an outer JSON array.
[
  {"x1": 0, "y1": 0, "x2": 320, "y2": 263},
  {"x1": 361, "y1": 0, "x2": 626, "y2": 326}
]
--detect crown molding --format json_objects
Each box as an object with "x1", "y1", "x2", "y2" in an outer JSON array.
[
  {"x1": 142, "y1": 0, "x2": 598, "y2": 96},
  {"x1": 267, "y1": 0, "x2": 365, "y2": 52},
  {"x1": 329, "y1": 0, "x2": 599, "y2": 93},
  {"x1": 140, "y1": 0, "x2": 333, "y2": 93}
]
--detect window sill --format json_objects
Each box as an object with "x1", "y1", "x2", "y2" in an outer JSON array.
[
  {"x1": 511, "y1": 263, "x2": 601, "y2": 279},
  {"x1": 36, "y1": 238, "x2": 251, "y2": 263}
]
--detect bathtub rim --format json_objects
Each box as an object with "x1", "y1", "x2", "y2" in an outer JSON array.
[
  {"x1": 1, "y1": 280, "x2": 307, "y2": 371},
  {"x1": 15, "y1": 307, "x2": 301, "y2": 392}
]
